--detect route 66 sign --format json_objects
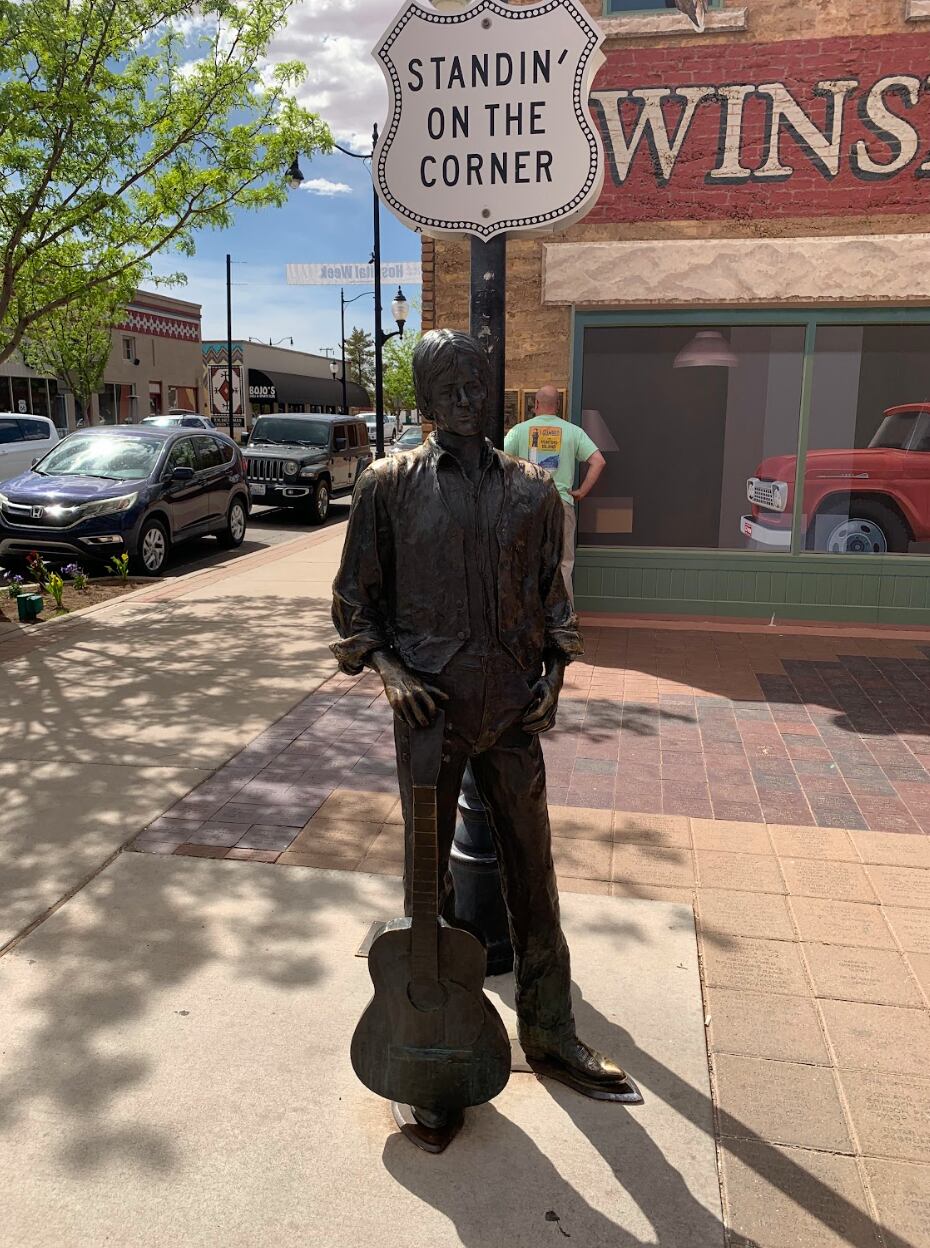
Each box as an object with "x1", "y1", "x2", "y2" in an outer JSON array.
[{"x1": 372, "y1": 0, "x2": 605, "y2": 240}]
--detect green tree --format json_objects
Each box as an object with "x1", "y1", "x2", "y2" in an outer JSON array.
[
  {"x1": 0, "y1": 0, "x2": 332, "y2": 365},
  {"x1": 383, "y1": 332, "x2": 419, "y2": 417},
  {"x1": 22, "y1": 273, "x2": 139, "y2": 427},
  {"x1": 344, "y1": 326, "x2": 375, "y2": 394}
]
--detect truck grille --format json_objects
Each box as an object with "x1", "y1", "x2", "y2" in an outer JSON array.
[
  {"x1": 747, "y1": 478, "x2": 787, "y2": 511},
  {"x1": 247, "y1": 458, "x2": 286, "y2": 484}
]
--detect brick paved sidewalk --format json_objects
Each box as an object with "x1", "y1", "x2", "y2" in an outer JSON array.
[{"x1": 131, "y1": 624, "x2": 930, "y2": 1246}]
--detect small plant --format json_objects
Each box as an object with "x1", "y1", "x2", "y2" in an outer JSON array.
[
  {"x1": 62, "y1": 562, "x2": 88, "y2": 590},
  {"x1": 108, "y1": 552, "x2": 130, "y2": 582},
  {"x1": 5, "y1": 575, "x2": 24, "y2": 599},
  {"x1": 45, "y1": 572, "x2": 67, "y2": 613},
  {"x1": 25, "y1": 550, "x2": 50, "y2": 586}
]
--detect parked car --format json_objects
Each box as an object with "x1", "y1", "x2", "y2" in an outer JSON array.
[
  {"x1": 0, "y1": 426, "x2": 249, "y2": 575},
  {"x1": 386, "y1": 425, "x2": 426, "y2": 455},
  {"x1": 142, "y1": 412, "x2": 216, "y2": 430},
  {"x1": 0, "y1": 413, "x2": 59, "y2": 484},
  {"x1": 243, "y1": 412, "x2": 371, "y2": 523},
  {"x1": 741, "y1": 403, "x2": 930, "y2": 554},
  {"x1": 362, "y1": 411, "x2": 402, "y2": 444}
]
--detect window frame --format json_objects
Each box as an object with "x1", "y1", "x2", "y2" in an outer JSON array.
[{"x1": 571, "y1": 305, "x2": 930, "y2": 563}]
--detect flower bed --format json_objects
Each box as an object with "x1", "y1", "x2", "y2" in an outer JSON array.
[
  {"x1": 0, "y1": 554, "x2": 144, "y2": 626},
  {"x1": 0, "y1": 577, "x2": 141, "y2": 625}
]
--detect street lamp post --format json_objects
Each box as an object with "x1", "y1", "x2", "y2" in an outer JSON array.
[{"x1": 286, "y1": 126, "x2": 407, "y2": 457}]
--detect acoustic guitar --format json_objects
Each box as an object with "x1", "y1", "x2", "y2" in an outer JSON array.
[{"x1": 351, "y1": 714, "x2": 512, "y2": 1113}]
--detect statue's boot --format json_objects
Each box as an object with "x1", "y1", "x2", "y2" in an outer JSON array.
[
  {"x1": 523, "y1": 1036, "x2": 643, "y2": 1104},
  {"x1": 392, "y1": 1102, "x2": 464, "y2": 1153}
]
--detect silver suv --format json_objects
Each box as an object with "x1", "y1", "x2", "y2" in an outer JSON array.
[{"x1": 242, "y1": 413, "x2": 371, "y2": 523}]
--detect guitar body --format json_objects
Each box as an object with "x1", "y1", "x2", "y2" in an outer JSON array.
[{"x1": 351, "y1": 917, "x2": 511, "y2": 1111}]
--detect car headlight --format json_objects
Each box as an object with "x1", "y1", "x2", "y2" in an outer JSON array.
[
  {"x1": 283, "y1": 460, "x2": 299, "y2": 476},
  {"x1": 0, "y1": 490, "x2": 8, "y2": 508},
  {"x1": 80, "y1": 492, "x2": 139, "y2": 519}
]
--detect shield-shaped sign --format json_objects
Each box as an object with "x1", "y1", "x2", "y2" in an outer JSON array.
[{"x1": 373, "y1": 0, "x2": 605, "y2": 240}]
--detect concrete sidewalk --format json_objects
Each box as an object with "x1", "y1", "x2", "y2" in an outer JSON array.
[{"x1": 0, "y1": 525, "x2": 346, "y2": 950}]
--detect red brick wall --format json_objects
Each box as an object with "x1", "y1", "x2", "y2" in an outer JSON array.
[{"x1": 589, "y1": 34, "x2": 930, "y2": 225}]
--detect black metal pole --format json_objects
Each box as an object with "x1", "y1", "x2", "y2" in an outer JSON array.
[
  {"x1": 225, "y1": 253, "x2": 234, "y2": 441},
  {"x1": 372, "y1": 123, "x2": 386, "y2": 460},
  {"x1": 340, "y1": 288, "x2": 349, "y2": 414},
  {"x1": 448, "y1": 232, "x2": 514, "y2": 977}
]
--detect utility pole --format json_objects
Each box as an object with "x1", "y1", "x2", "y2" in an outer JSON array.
[
  {"x1": 340, "y1": 288, "x2": 349, "y2": 415},
  {"x1": 225, "y1": 253, "x2": 235, "y2": 441}
]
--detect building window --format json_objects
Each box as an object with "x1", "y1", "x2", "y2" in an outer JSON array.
[
  {"x1": 148, "y1": 381, "x2": 162, "y2": 416},
  {"x1": 804, "y1": 324, "x2": 930, "y2": 556},
  {"x1": 168, "y1": 384, "x2": 198, "y2": 411},
  {"x1": 578, "y1": 323, "x2": 804, "y2": 552},
  {"x1": 122, "y1": 336, "x2": 136, "y2": 362}
]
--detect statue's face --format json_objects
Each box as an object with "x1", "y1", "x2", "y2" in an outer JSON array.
[{"x1": 430, "y1": 355, "x2": 488, "y2": 437}]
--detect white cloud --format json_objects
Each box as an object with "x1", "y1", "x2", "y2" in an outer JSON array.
[
  {"x1": 264, "y1": 0, "x2": 398, "y2": 147},
  {"x1": 300, "y1": 177, "x2": 353, "y2": 196}
]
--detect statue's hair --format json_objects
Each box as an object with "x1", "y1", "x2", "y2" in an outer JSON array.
[{"x1": 413, "y1": 329, "x2": 490, "y2": 416}]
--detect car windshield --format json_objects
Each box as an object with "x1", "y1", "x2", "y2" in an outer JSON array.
[
  {"x1": 37, "y1": 433, "x2": 161, "y2": 480},
  {"x1": 397, "y1": 427, "x2": 421, "y2": 446},
  {"x1": 249, "y1": 417, "x2": 330, "y2": 447},
  {"x1": 869, "y1": 410, "x2": 924, "y2": 450}
]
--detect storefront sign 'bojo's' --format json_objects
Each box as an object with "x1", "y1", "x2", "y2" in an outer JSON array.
[
  {"x1": 591, "y1": 34, "x2": 930, "y2": 223},
  {"x1": 373, "y1": 0, "x2": 604, "y2": 238}
]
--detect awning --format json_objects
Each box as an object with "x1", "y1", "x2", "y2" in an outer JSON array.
[{"x1": 248, "y1": 367, "x2": 369, "y2": 411}]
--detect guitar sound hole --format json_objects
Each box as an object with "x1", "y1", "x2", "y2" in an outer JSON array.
[{"x1": 408, "y1": 979, "x2": 448, "y2": 1012}]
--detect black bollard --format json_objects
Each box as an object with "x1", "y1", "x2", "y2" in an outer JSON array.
[{"x1": 449, "y1": 763, "x2": 514, "y2": 976}]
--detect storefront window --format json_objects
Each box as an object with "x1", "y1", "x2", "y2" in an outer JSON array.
[
  {"x1": 802, "y1": 325, "x2": 930, "y2": 555},
  {"x1": 10, "y1": 375, "x2": 31, "y2": 415},
  {"x1": 30, "y1": 378, "x2": 50, "y2": 419},
  {"x1": 578, "y1": 324, "x2": 805, "y2": 551},
  {"x1": 98, "y1": 384, "x2": 136, "y2": 425},
  {"x1": 168, "y1": 384, "x2": 197, "y2": 410},
  {"x1": 149, "y1": 381, "x2": 162, "y2": 416}
]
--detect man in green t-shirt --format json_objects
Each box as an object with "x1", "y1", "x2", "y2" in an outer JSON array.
[{"x1": 504, "y1": 386, "x2": 606, "y2": 605}]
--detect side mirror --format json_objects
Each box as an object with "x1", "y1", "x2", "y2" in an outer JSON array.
[
  {"x1": 335, "y1": 437, "x2": 348, "y2": 452},
  {"x1": 171, "y1": 465, "x2": 195, "y2": 482}
]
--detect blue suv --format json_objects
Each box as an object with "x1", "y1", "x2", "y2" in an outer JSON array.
[{"x1": 0, "y1": 426, "x2": 250, "y2": 576}]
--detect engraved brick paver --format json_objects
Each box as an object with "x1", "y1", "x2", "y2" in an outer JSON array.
[
  {"x1": 821, "y1": 1000, "x2": 930, "y2": 1075},
  {"x1": 864, "y1": 1159, "x2": 930, "y2": 1245},
  {"x1": 704, "y1": 987, "x2": 830, "y2": 1065},
  {"x1": 788, "y1": 897, "x2": 896, "y2": 950},
  {"x1": 804, "y1": 943, "x2": 924, "y2": 1007},
  {"x1": 713, "y1": 1053, "x2": 852, "y2": 1152},
  {"x1": 841, "y1": 1073, "x2": 930, "y2": 1163}
]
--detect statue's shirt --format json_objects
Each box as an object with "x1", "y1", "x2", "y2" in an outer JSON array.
[{"x1": 332, "y1": 435, "x2": 582, "y2": 676}]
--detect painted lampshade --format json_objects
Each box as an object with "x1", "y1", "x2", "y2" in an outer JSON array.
[{"x1": 673, "y1": 331, "x2": 739, "y2": 369}]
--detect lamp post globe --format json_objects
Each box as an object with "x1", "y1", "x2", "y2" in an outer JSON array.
[{"x1": 391, "y1": 287, "x2": 409, "y2": 335}]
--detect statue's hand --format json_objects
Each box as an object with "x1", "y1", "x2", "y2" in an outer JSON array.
[
  {"x1": 372, "y1": 651, "x2": 448, "y2": 728},
  {"x1": 522, "y1": 672, "x2": 561, "y2": 735}
]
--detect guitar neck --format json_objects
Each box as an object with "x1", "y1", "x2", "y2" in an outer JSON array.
[{"x1": 410, "y1": 782, "x2": 439, "y2": 984}]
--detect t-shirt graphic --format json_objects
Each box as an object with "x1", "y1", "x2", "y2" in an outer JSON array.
[{"x1": 529, "y1": 425, "x2": 563, "y2": 474}]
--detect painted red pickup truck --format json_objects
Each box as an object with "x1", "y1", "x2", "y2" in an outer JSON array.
[{"x1": 741, "y1": 405, "x2": 930, "y2": 554}]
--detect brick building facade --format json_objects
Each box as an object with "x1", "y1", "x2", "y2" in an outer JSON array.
[{"x1": 424, "y1": 0, "x2": 930, "y2": 624}]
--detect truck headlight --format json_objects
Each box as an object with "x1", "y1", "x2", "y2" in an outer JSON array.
[
  {"x1": 283, "y1": 460, "x2": 299, "y2": 476},
  {"x1": 298, "y1": 467, "x2": 317, "y2": 479},
  {"x1": 772, "y1": 483, "x2": 788, "y2": 512}
]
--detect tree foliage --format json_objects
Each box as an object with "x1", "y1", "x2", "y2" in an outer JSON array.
[
  {"x1": 22, "y1": 273, "x2": 139, "y2": 426},
  {"x1": 0, "y1": 0, "x2": 332, "y2": 364},
  {"x1": 343, "y1": 326, "x2": 375, "y2": 393},
  {"x1": 383, "y1": 332, "x2": 418, "y2": 417}
]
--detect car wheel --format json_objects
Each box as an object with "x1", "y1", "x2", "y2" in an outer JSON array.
[
  {"x1": 132, "y1": 517, "x2": 170, "y2": 576},
  {"x1": 217, "y1": 497, "x2": 248, "y2": 548},
  {"x1": 300, "y1": 479, "x2": 330, "y2": 525},
  {"x1": 809, "y1": 500, "x2": 909, "y2": 554}
]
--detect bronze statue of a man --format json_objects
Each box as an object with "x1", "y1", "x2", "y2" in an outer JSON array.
[{"x1": 332, "y1": 329, "x2": 640, "y2": 1131}]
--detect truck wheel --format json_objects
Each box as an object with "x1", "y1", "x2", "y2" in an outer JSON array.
[
  {"x1": 301, "y1": 479, "x2": 329, "y2": 525},
  {"x1": 810, "y1": 500, "x2": 909, "y2": 554},
  {"x1": 131, "y1": 517, "x2": 170, "y2": 575}
]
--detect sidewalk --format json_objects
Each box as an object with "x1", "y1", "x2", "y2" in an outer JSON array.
[{"x1": 2, "y1": 523, "x2": 930, "y2": 1245}]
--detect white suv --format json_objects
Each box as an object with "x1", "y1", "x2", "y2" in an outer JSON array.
[
  {"x1": 362, "y1": 412, "x2": 401, "y2": 444},
  {"x1": 0, "y1": 413, "x2": 59, "y2": 484}
]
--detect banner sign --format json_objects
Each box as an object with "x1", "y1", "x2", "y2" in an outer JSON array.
[
  {"x1": 286, "y1": 262, "x2": 422, "y2": 286},
  {"x1": 208, "y1": 364, "x2": 242, "y2": 417},
  {"x1": 372, "y1": 0, "x2": 605, "y2": 239},
  {"x1": 588, "y1": 33, "x2": 930, "y2": 224}
]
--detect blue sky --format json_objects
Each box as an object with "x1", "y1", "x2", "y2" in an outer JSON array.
[{"x1": 150, "y1": 0, "x2": 422, "y2": 355}]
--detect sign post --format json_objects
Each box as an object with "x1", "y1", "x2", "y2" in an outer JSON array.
[{"x1": 370, "y1": 0, "x2": 699, "y2": 963}]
